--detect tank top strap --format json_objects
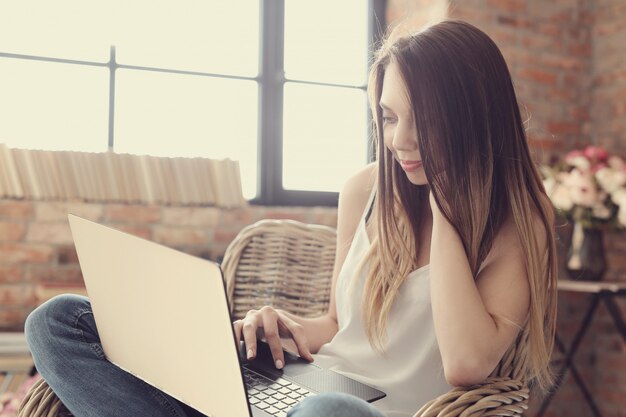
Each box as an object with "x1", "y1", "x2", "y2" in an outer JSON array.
[{"x1": 362, "y1": 183, "x2": 377, "y2": 225}]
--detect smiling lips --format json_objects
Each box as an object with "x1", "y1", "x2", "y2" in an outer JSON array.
[{"x1": 399, "y1": 160, "x2": 423, "y2": 171}]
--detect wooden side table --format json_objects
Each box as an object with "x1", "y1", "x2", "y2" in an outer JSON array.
[{"x1": 536, "y1": 280, "x2": 626, "y2": 417}]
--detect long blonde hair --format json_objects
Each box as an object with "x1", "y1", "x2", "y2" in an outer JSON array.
[{"x1": 362, "y1": 20, "x2": 558, "y2": 393}]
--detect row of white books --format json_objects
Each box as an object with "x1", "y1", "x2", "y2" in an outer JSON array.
[{"x1": 0, "y1": 144, "x2": 246, "y2": 208}]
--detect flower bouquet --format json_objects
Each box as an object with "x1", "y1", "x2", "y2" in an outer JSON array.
[
  {"x1": 541, "y1": 145, "x2": 626, "y2": 229},
  {"x1": 541, "y1": 145, "x2": 626, "y2": 280}
]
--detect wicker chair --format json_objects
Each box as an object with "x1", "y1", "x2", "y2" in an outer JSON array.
[{"x1": 19, "y1": 219, "x2": 531, "y2": 417}]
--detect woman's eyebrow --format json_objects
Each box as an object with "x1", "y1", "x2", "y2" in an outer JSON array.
[{"x1": 379, "y1": 101, "x2": 392, "y2": 110}]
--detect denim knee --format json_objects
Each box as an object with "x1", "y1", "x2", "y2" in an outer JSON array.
[
  {"x1": 25, "y1": 293, "x2": 91, "y2": 351},
  {"x1": 287, "y1": 393, "x2": 384, "y2": 417}
]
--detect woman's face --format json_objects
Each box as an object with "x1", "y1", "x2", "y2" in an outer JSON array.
[{"x1": 380, "y1": 62, "x2": 428, "y2": 186}]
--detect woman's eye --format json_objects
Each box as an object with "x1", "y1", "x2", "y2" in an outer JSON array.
[{"x1": 382, "y1": 116, "x2": 396, "y2": 125}]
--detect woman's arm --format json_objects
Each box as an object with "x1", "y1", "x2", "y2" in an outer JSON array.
[
  {"x1": 236, "y1": 163, "x2": 377, "y2": 366},
  {"x1": 428, "y1": 194, "x2": 544, "y2": 386}
]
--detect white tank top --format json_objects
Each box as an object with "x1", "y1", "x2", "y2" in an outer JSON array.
[{"x1": 314, "y1": 190, "x2": 452, "y2": 417}]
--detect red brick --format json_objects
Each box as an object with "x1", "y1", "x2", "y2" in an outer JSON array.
[
  {"x1": 0, "y1": 243, "x2": 53, "y2": 264},
  {"x1": 220, "y1": 206, "x2": 260, "y2": 224},
  {"x1": 521, "y1": 35, "x2": 557, "y2": 50},
  {"x1": 547, "y1": 10, "x2": 573, "y2": 24},
  {"x1": 0, "y1": 285, "x2": 26, "y2": 306},
  {"x1": 213, "y1": 230, "x2": 239, "y2": 245},
  {"x1": 152, "y1": 226, "x2": 209, "y2": 247},
  {"x1": 527, "y1": 137, "x2": 565, "y2": 151},
  {"x1": 162, "y1": 207, "x2": 221, "y2": 227},
  {"x1": 487, "y1": 0, "x2": 527, "y2": 13},
  {"x1": 26, "y1": 222, "x2": 73, "y2": 245},
  {"x1": 549, "y1": 87, "x2": 578, "y2": 101},
  {"x1": 538, "y1": 23, "x2": 563, "y2": 38},
  {"x1": 0, "y1": 222, "x2": 26, "y2": 241},
  {"x1": 0, "y1": 266, "x2": 22, "y2": 283},
  {"x1": 0, "y1": 309, "x2": 24, "y2": 329},
  {"x1": 113, "y1": 224, "x2": 152, "y2": 240},
  {"x1": 0, "y1": 201, "x2": 33, "y2": 220},
  {"x1": 105, "y1": 204, "x2": 161, "y2": 223},
  {"x1": 570, "y1": 107, "x2": 590, "y2": 120},
  {"x1": 540, "y1": 55, "x2": 585, "y2": 71},
  {"x1": 518, "y1": 68, "x2": 557, "y2": 84},
  {"x1": 486, "y1": 27, "x2": 517, "y2": 45},
  {"x1": 547, "y1": 121, "x2": 581, "y2": 135},
  {"x1": 25, "y1": 265, "x2": 83, "y2": 283},
  {"x1": 568, "y1": 43, "x2": 592, "y2": 58},
  {"x1": 497, "y1": 15, "x2": 532, "y2": 28},
  {"x1": 449, "y1": 6, "x2": 495, "y2": 25},
  {"x1": 35, "y1": 202, "x2": 103, "y2": 222},
  {"x1": 596, "y1": 389, "x2": 626, "y2": 407},
  {"x1": 595, "y1": 19, "x2": 626, "y2": 37}
]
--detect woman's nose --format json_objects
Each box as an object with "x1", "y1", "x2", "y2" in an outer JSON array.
[{"x1": 392, "y1": 120, "x2": 418, "y2": 152}]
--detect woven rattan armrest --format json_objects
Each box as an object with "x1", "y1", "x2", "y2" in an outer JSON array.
[
  {"x1": 413, "y1": 377, "x2": 529, "y2": 417},
  {"x1": 18, "y1": 377, "x2": 72, "y2": 417}
]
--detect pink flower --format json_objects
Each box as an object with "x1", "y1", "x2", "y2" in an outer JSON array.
[{"x1": 583, "y1": 145, "x2": 609, "y2": 162}]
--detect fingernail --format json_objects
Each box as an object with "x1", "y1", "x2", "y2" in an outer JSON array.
[
  {"x1": 275, "y1": 360, "x2": 283, "y2": 369},
  {"x1": 247, "y1": 349, "x2": 254, "y2": 360}
]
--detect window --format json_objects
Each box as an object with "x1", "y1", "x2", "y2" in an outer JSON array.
[{"x1": 0, "y1": 0, "x2": 385, "y2": 206}]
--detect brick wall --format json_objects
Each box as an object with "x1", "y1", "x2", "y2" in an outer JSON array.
[
  {"x1": 0, "y1": 200, "x2": 337, "y2": 331},
  {"x1": 386, "y1": 0, "x2": 626, "y2": 415},
  {"x1": 592, "y1": 0, "x2": 626, "y2": 157}
]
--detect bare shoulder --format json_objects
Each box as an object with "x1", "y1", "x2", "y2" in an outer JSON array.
[
  {"x1": 338, "y1": 162, "x2": 377, "y2": 216},
  {"x1": 336, "y1": 162, "x2": 377, "y2": 241}
]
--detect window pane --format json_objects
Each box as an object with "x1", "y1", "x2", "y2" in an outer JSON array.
[
  {"x1": 0, "y1": 1, "x2": 110, "y2": 61},
  {"x1": 284, "y1": 0, "x2": 368, "y2": 85},
  {"x1": 114, "y1": 1, "x2": 259, "y2": 77},
  {"x1": 0, "y1": 1, "x2": 259, "y2": 76},
  {"x1": 0, "y1": 59, "x2": 109, "y2": 152},
  {"x1": 114, "y1": 70, "x2": 258, "y2": 199},
  {"x1": 283, "y1": 83, "x2": 368, "y2": 192}
]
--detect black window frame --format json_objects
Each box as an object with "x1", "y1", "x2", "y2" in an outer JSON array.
[
  {"x1": 254, "y1": 0, "x2": 387, "y2": 207},
  {"x1": 0, "y1": 0, "x2": 386, "y2": 207}
]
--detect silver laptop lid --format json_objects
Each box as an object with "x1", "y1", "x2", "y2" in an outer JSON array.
[{"x1": 68, "y1": 214, "x2": 251, "y2": 417}]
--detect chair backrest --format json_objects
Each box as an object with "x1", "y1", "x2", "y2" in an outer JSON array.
[{"x1": 221, "y1": 219, "x2": 337, "y2": 319}]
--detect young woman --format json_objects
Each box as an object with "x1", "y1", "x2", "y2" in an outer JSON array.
[
  {"x1": 236, "y1": 20, "x2": 558, "y2": 417},
  {"x1": 24, "y1": 20, "x2": 557, "y2": 417}
]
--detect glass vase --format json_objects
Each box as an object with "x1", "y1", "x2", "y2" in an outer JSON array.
[{"x1": 565, "y1": 222, "x2": 607, "y2": 281}]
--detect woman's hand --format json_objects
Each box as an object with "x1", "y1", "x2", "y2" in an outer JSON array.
[
  {"x1": 429, "y1": 189, "x2": 446, "y2": 223},
  {"x1": 233, "y1": 306, "x2": 314, "y2": 369}
]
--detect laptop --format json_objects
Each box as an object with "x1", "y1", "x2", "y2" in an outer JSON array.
[{"x1": 67, "y1": 214, "x2": 385, "y2": 417}]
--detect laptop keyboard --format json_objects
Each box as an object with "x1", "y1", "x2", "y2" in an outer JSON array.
[{"x1": 243, "y1": 367, "x2": 315, "y2": 417}]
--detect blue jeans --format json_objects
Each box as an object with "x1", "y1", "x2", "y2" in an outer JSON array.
[
  {"x1": 287, "y1": 394, "x2": 385, "y2": 417},
  {"x1": 25, "y1": 294, "x2": 203, "y2": 417},
  {"x1": 25, "y1": 294, "x2": 384, "y2": 417}
]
